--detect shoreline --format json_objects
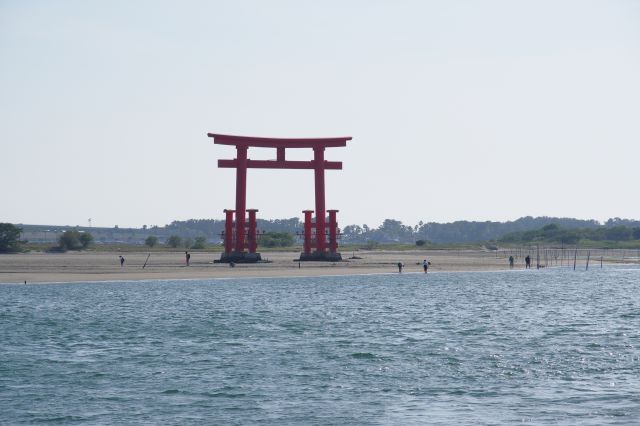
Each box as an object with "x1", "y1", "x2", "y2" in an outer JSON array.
[{"x1": 1, "y1": 268, "x2": 536, "y2": 286}]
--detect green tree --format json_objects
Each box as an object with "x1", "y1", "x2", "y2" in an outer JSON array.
[
  {"x1": 260, "y1": 232, "x2": 295, "y2": 248},
  {"x1": 415, "y1": 239, "x2": 426, "y2": 246},
  {"x1": 183, "y1": 237, "x2": 194, "y2": 249},
  {"x1": 58, "y1": 230, "x2": 83, "y2": 251},
  {"x1": 79, "y1": 232, "x2": 94, "y2": 248},
  {"x1": 603, "y1": 226, "x2": 632, "y2": 241},
  {"x1": 167, "y1": 235, "x2": 182, "y2": 248},
  {"x1": 0, "y1": 223, "x2": 24, "y2": 253},
  {"x1": 145, "y1": 235, "x2": 158, "y2": 247},
  {"x1": 191, "y1": 236, "x2": 207, "y2": 249},
  {"x1": 561, "y1": 233, "x2": 580, "y2": 245}
]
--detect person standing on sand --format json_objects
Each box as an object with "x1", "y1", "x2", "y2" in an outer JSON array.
[
  {"x1": 185, "y1": 251, "x2": 191, "y2": 266},
  {"x1": 509, "y1": 255, "x2": 514, "y2": 269},
  {"x1": 525, "y1": 255, "x2": 531, "y2": 269},
  {"x1": 423, "y1": 259, "x2": 429, "y2": 273},
  {"x1": 397, "y1": 262, "x2": 403, "y2": 273},
  {"x1": 119, "y1": 256, "x2": 125, "y2": 267}
]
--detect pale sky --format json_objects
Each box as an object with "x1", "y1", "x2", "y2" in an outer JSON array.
[{"x1": 2, "y1": 1, "x2": 639, "y2": 229}]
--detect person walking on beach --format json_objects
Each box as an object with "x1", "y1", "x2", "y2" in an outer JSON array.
[
  {"x1": 525, "y1": 255, "x2": 531, "y2": 269},
  {"x1": 185, "y1": 251, "x2": 191, "y2": 266},
  {"x1": 509, "y1": 255, "x2": 514, "y2": 269},
  {"x1": 119, "y1": 255, "x2": 125, "y2": 267},
  {"x1": 397, "y1": 262, "x2": 403, "y2": 273},
  {"x1": 423, "y1": 259, "x2": 429, "y2": 273}
]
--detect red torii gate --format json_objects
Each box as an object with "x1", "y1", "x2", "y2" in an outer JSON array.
[{"x1": 208, "y1": 133, "x2": 351, "y2": 262}]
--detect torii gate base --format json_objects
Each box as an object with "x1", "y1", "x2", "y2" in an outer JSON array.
[
  {"x1": 299, "y1": 252, "x2": 342, "y2": 262},
  {"x1": 297, "y1": 209, "x2": 342, "y2": 262},
  {"x1": 214, "y1": 208, "x2": 263, "y2": 264},
  {"x1": 218, "y1": 252, "x2": 262, "y2": 263}
]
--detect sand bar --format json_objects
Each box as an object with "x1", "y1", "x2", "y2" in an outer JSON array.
[{"x1": 0, "y1": 249, "x2": 522, "y2": 284}]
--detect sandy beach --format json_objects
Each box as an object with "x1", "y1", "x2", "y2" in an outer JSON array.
[{"x1": 0, "y1": 249, "x2": 519, "y2": 284}]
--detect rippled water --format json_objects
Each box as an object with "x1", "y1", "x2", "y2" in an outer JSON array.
[{"x1": 2, "y1": 267, "x2": 640, "y2": 424}]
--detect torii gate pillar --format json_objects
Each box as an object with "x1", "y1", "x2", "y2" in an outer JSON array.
[
  {"x1": 313, "y1": 147, "x2": 327, "y2": 253},
  {"x1": 234, "y1": 145, "x2": 248, "y2": 253}
]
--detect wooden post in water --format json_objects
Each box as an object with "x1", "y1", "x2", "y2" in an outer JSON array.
[
  {"x1": 600, "y1": 256, "x2": 603, "y2": 268},
  {"x1": 573, "y1": 248, "x2": 578, "y2": 271},
  {"x1": 586, "y1": 250, "x2": 591, "y2": 270}
]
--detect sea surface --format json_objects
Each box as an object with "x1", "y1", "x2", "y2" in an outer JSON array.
[{"x1": 1, "y1": 266, "x2": 640, "y2": 425}]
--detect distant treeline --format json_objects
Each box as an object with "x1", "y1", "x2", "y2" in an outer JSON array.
[
  {"x1": 342, "y1": 217, "x2": 600, "y2": 244},
  {"x1": 18, "y1": 217, "x2": 640, "y2": 245},
  {"x1": 500, "y1": 223, "x2": 640, "y2": 245},
  {"x1": 165, "y1": 216, "x2": 640, "y2": 244},
  {"x1": 164, "y1": 218, "x2": 301, "y2": 239}
]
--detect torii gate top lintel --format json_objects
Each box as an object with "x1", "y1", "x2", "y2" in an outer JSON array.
[{"x1": 207, "y1": 133, "x2": 352, "y2": 149}]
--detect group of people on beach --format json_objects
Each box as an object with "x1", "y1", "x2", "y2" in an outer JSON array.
[
  {"x1": 396, "y1": 255, "x2": 535, "y2": 274},
  {"x1": 397, "y1": 259, "x2": 431, "y2": 273},
  {"x1": 117, "y1": 252, "x2": 192, "y2": 268},
  {"x1": 508, "y1": 254, "x2": 532, "y2": 269}
]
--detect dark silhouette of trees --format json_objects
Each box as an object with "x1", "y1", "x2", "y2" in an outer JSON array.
[
  {"x1": 58, "y1": 230, "x2": 93, "y2": 251},
  {"x1": 166, "y1": 235, "x2": 182, "y2": 248},
  {"x1": 0, "y1": 223, "x2": 24, "y2": 253},
  {"x1": 145, "y1": 236, "x2": 158, "y2": 247}
]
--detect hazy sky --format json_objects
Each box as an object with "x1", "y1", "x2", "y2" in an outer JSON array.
[{"x1": 2, "y1": 1, "x2": 639, "y2": 228}]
